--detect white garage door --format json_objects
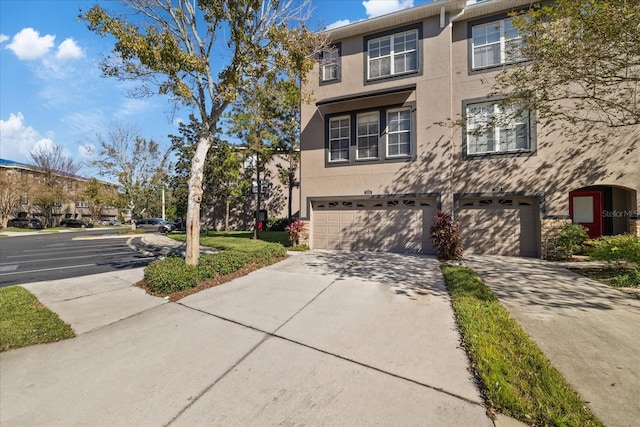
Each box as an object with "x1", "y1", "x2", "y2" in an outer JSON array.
[
  {"x1": 458, "y1": 197, "x2": 539, "y2": 257},
  {"x1": 312, "y1": 198, "x2": 437, "y2": 254}
]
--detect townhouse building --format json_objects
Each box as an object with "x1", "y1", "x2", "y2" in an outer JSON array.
[{"x1": 299, "y1": 0, "x2": 639, "y2": 257}]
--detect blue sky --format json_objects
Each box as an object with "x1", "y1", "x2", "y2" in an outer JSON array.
[{"x1": 0, "y1": 0, "x2": 430, "y2": 170}]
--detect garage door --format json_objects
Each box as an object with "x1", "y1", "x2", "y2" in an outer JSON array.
[
  {"x1": 312, "y1": 198, "x2": 437, "y2": 254},
  {"x1": 458, "y1": 197, "x2": 539, "y2": 257}
]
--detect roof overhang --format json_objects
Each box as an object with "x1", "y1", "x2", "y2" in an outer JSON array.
[{"x1": 316, "y1": 84, "x2": 417, "y2": 107}]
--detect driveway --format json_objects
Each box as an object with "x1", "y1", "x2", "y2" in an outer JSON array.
[
  {"x1": 466, "y1": 255, "x2": 640, "y2": 427},
  {"x1": 1, "y1": 251, "x2": 493, "y2": 426}
]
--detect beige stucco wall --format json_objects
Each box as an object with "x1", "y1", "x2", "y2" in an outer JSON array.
[{"x1": 301, "y1": 3, "x2": 640, "y2": 227}]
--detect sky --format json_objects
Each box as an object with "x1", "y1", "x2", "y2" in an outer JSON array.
[{"x1": 0, "y1": 0, "x2": 431, "y2": 173}]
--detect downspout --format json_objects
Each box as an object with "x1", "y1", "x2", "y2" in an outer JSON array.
[{"x1": 447, "y1": 5, "x2": 466, "y2": 217}]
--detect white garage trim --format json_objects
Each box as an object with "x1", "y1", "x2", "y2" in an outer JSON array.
[{"x1": 312, "y1": 198, "x2": 437, "y2": 254}]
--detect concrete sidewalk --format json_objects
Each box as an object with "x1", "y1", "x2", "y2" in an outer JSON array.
[
  {"x1": 1, "y1": 251, "x2": 507, "y2": 426},
  {"x1": 466, "y1": 255, "x2": 640, "y2": 427}
]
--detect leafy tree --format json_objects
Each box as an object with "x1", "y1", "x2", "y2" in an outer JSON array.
[
  {"x1": 88, "y1": 123, "x2": 169, "y2": 225},
  {"x1": 82, "y1": 0, "x2": 325, "y2": 265},
  {"x1": 0, "y1": 172, "x2": 26, "y2": 227},
  {"x1": 491, "y1": 0, "x2": 640, "y2": 138},
  {"x1": 29, "y1": 144, "x2": 81, "y2": 227},
  {"x1": 169, "y1": 116, "x2": 248, "y2": 229},
  {"x1": 82, "y1": 178, "x2": 120, "y2": 224}
]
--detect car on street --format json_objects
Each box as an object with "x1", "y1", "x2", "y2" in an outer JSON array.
[
  {"x1": 6, "y1": 218, "x2": 44, "y2": 229},
  {"x1": 99, "y1": 219, "x2": 122, "y2": 226},
  {"x1": 135, "y1": 218, "x2": 175, "y2": 233},
  {"x1": 59, "y1": 219, "x2": 94, "y2": 228}
]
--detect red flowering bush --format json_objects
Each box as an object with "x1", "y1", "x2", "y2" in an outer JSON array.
[
  {"x1": 430, "y1": 211, "x2": 462, "y2": 260},
  {"x1": 286, "y1": 219, "x2": 307, "y2": 247}
]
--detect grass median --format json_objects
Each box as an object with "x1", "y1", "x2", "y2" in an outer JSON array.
[
  {"x1": 0, "y1": 286, "x2": 74, "y2": 351},
  {"x1": 441, "y1": 265, "x2": 602, "y2": 427}
]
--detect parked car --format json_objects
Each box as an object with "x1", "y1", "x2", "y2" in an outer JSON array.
[
  {"x1": 99, "y1": 219, "x2": 122, "y2": 226},
  {"x1": 135, "y1": 218, "x2": 175, "y2": 233},
  {"x1": 59, "y1": 219, "x2": 94, "y2": 228},
  {"x1": 7, "y1": 218, "x2": 44, "y2": 229}
]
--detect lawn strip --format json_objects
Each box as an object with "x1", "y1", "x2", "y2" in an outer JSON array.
[
  {"x1": 0, "y1": 286, "x2": 75, "y2": 352},
  {"x1": 441, "y1": 265, "x2": 602, "y2": 427}
]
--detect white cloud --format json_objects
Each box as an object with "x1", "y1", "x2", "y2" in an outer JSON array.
[
  {"x1": 362, "y1": 0, "x2": 415, "y2": 18},
  {"x1": 56, "y1": 38, "x2": 83, "y2": 60},
  {"x1": 0, "y1": 112, "x2": 54, "y2": 162},
  {"x1": 0, "y1": 34, "x2": 8, "y2": 43},
  {"x1": 78, "y1": 143, "x2": 95, "y2": 159},
  {"x1": 5, "y1": 28, "x2": 55, "y2": 60},
  {"x1": 326, "y1": 19, "x2": 352, "y2": 30}
]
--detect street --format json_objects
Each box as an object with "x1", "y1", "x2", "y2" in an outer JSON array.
[{"x1": 0, "y1": 230, "x2": 155, "y2": 287}]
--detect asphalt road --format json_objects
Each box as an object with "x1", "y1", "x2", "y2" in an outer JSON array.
[{"x1": 0, "y1": 229, "x2": 155, "y2": 287}]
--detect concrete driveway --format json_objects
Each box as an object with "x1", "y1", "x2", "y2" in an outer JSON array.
[{"x1": 1, "y1": 251, "x2": 493, "y2": 426}]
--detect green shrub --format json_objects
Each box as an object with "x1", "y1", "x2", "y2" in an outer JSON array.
[
  {"x1": 247, "y1": 243, "x2": 287, "y2": 265},
  {"x1": 610, "y1": 269, "x2": 640, "y2": 287},
  {"x1": 198, "y1": 251, "x2": 249, "y2": 279},
  {"x1": 144, "y1": 257, "x2": 199, "y2": 293},
  {"x1": 430, "y1": 211, "x2": 462, "y2": 260},
  {"x1": 547, "y1": 223, "x2": 589, "y2": 260},
  {"x1": 266, "y1": 217, "x2": 289, "y2": 231},
  {"x1": 587, "y1": 234, "x2": 640, "y2": 266}
]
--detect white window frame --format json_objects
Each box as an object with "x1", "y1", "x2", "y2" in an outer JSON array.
[
  {"x1": 386, "y1": 107, "x2": 412, "y2": 157},
  {"x1": 472, "y1": 17, "x2": 523, "y2": 69},
  {"x1": 356, "y1": 112, "x2": 379, "y2": 160},
  {"x1": 367, "y1": 29, "x2": 418, "y2": 80},
  {"x1": 76, "y1": 201, "x2": 89, "y2": 208},
  {"x1": 466, "y1": 101, "x2": 531, "y2": 155},
  {"x1": 320, "y1": 47, "x2": 339, "y2": 82},
  {"x1": 328, "y1": 116, "x2": 351, "y2": 162}
]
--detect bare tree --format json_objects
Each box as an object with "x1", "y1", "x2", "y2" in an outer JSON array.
[
  {"x1": 29, "y1": 144, "x2": 81, "y2": 227},
  {"x1": 82, "y1": 0, "x2": 326, "y2": 265},
  {"x1": 0, "y1": 172, "x2": 25, "y2": 227},
  {"x1": 88, "y1": 123, "x2": 169, "y2": 226}
]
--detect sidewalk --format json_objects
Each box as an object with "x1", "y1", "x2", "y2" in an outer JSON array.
[
  {"x1": 1, "y1": 251, "x2": 509, "y2": 426},
  {"x1": 466, "y1": 255, "x2": 640, "y2": 427}
]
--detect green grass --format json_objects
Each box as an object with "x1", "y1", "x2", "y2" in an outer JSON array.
[
  {"x1": 170, "y1": 231, "x2": 290, "y2": 250},
  {"x1": 442, "y1": 265, "x2": 602, "y2": 427},
  {"x1": 0, "y1": 286, "x2": 75, "y2": 351}
]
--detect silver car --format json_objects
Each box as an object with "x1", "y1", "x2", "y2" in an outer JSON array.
[{"x1": 135, "y1": 218, "x2": 175, "y2": 233}]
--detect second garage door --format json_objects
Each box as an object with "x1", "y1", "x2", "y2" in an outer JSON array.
[
  {"x1": 312, "y1": 198, "x2": 437, "y2": 254},
  {"x1": 458, "y1": 197, "x2": 539, "y2": 257}
]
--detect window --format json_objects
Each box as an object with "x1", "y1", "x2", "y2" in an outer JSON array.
[
  {"x1": 326, "y1": 104, "x2": 414, "y2": 165},
  {"x1": 466, "y1": 101, "x2": 531, "y2": 155},
  {"x1": 76, "y1": 201, "x2": 89, "y2": 208},
  {"x1": 329, "y1": 116, "x2": 350, "y2": 162},
  {"x1": 320, "y1": 45, "x2": 340, "y2": 83},
  {"x1": 20, "y1": 195, "x2": 28, "y2": 205},
  {"x1": 356, "y1": 112, "x2": 379, "y2": 159},
  {"x1": 472, "y1": 17, "x2": 523, "y2": 69},
  {"x1": 387, "y1": 108, "x2": 412, "y2": 156},
  {"x1": 367, "y1": 29, "x2": 418, "y2": 80}
]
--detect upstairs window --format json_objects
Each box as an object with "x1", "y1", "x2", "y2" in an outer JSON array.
[
  {"x1": 367, "y1": 29, "x2": 418, "y2": 80},
  {"x1": 356, "y1": 112, "x2": 379, "y2": 160},
  {"x1": 329, "y1": 116, "x2": 351, "y2": 162},
  {"x1": 76, "y1": 201, "x2": 89, "y2": 208},
  {"x1": 472, "y1": 17, "x2": 523, "y2": 69},
  {"x1": 466, "y1": 101, "x2": 531, "y2": 155},
  {"x1": 320, "y1": 45, "x2": 340, "y2": 83}
]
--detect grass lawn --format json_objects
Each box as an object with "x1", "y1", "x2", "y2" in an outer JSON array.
[
  {"x1": 442, "y1": 265, "x2": 602, "y2": 427},
  {"x1": 0, "y1": 286, "x2": 74, "y2": 352},
  {"x1": 170, "y1": 231, "x2": 290, "y2": 250}
]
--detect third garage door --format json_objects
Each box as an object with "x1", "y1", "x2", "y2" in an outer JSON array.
[
  {"x1": 458, "y1": 197, "x2": 539, "y2": 257},
  {"x1": 312, "y1": 198, "x2": 437, "y2": 254}
]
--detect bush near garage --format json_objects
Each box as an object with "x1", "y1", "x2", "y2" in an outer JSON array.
[
  {"x1": 546, "y1": 223, "x2": 589, "y2": 260},
  {"x1": 586, "y1": 234, "x2": 640, "y2": 266},
  {"x1": 143, "y1": 243, "x2": 287, "y2": 295},
  {"x1": 266, "y1": 217, "x2": 289, "y2": 231},
  {"x1": 430, "y1": 211, "x2": 462, "y2": 260}
]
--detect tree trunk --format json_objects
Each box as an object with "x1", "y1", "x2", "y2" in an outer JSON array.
[
  {"x1": 225, "y1": 199, "x2": 230, "y2": 231},
  {"x1": 287, "y1": 174, "x2": 293, "y2": 222},
  {"x1": 186, "y1": 134, "x2": 212, "y2": 265},
  {"x1": 254, "y1": 152, "x2": 261, "y2": 241}
]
